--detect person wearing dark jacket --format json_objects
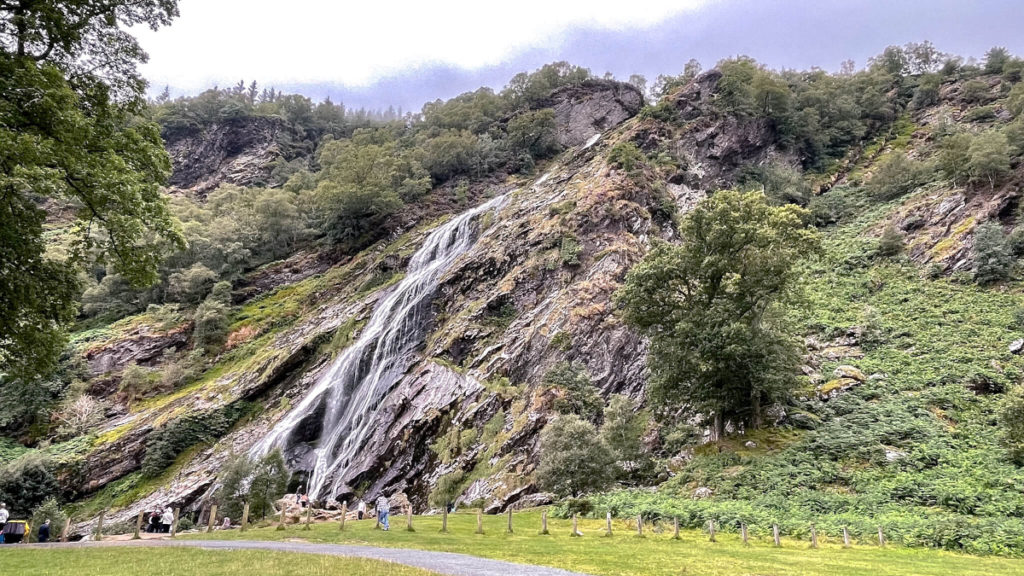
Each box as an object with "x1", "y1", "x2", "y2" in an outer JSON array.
[{"x1": 37, "y1": 519, "x2": 50, "y2": 543}]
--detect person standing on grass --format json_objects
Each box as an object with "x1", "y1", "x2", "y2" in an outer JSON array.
[
  {"x1": 357, "y1": 500, "x2": 366, "y2": 520},
  {"x1": 376, "y1": 495, "x2": 390, "y2": 531},
  {"x1": 161, "y1": 506, "x2": 174, "y2": 533},
  {"x1": 0, "y1": 502, "x2": 8, "y2": 534},
  {"x1": 37, "y1": 519, "x2": 50, "y2": 543}
]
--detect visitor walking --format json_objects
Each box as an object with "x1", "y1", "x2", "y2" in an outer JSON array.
[
  {"x1": 0, "y1": 502, "x2": 8, "y2": 533},
  {"x1": 37, "y1": 519, "x2": 50, "y2": 543},
  {"x1": 375, "y1": 495, "x2": 390, "y2": 531},
  {"x1": 357, "y1": 500, "x2": 366, "y2": 520},
  {"x1": 161, "y1": 506, "x2": 174, "y2": 533}
]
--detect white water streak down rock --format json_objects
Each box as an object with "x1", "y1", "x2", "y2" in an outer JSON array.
[{"x1": 252, "y1": 195, "x2": 507, "y2": 498}]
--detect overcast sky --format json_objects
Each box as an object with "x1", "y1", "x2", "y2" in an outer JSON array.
[{"x1": 135, "y1": 0, "x2": 1024, "y2": 110}]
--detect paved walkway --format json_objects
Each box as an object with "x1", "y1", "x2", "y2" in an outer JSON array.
[{"x1": 31, "y1": 539, "x2": 594, "y2": 576}]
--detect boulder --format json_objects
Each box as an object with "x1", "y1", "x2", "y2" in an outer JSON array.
[
  {"x1": 692, "y1": 487, "x2": 714, "y2": 499},
  {"x1": 833, "y1": 365, "x2": 867, "y2": 382},
  {"x1": 1010, "y1": 339, "x2": 1024, "y2": 355}
]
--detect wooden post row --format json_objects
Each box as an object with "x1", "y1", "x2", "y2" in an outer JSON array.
[
  {"x1": 171, "y1": 507, "x2": 180, "y2": 537},
  {"x1": 773, "y1": 524, "x2": 781, "y2": 547},
  {"x1": 843, "y1": 526, "x2": 850, "y2": 547},
  {"x1": 741, "y1": 523, "x2": 749, "y2": 545},
  {"x1": 406, "y1": 506, "x2": 414, "y2": 532},
  {"x1": 304, "y1": 503, "x2": 313, "y2": 531},
  {"x1": 340, "y1": 501, "x2": 347, "y2": 531},
  {"x1": 810, "y1": 523, "x2": 818, "y2": 548},
  {"x1": 207, "y1": 504, "x2": 218, "y2": 533},
  {"x1": 475, "y1": 509, "x2": 484, "y2": 534},
  {"x1": 540, "y1": 510, "x2": 549, "y2": 535},
  {"x1": 708, "y1": 519, "x2": 716, "y2": 542},
  {"x1": 571, "y1": 513, "x2": 580, "y2": 537},
  {"x1": 636, "y1": 514, "x2": 643, "y2": 537},
  {"x1": 605, "y1": 512, "x2": 612, "y2": 537},
  {"x1": 672, "y1": 517, "x2": 680, "y2": 540},
  {"x1": 506, "y1": 507, "x2": 513, "y2": 534},
  {"x1": 133, "y1": 511, "x2": 143, "y2": 540},
  {"x1": 440, "y1": 504, "x2": 448, "y2": 533}
]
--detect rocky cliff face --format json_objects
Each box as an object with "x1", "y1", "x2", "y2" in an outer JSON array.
[
  {"x1": 164, "y1": 116, "x2": 286, "y2": 194},
  {"x1": 60, "y1": 71, "x2": 806, "y2": 533}
]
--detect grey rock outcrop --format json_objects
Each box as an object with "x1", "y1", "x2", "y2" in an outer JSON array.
[
  {"x1": 164, "y1": 116, "x2": 285, "y2": 194},
  {"x1": 548, "y1": 80, "x2": 644, "y2": 147}
]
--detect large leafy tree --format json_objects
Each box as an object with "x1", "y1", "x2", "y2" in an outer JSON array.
[
  {"x1": 616, "y1": 190, "x2": 820, "y2": 439},
  {"x1": 1, "y1": 1, "x2": 182, "y2": 381}
]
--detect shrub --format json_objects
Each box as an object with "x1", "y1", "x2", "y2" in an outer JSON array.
[
  {"x1": 119, "y1": 363, "x2": 163, "y2": 402},
  {"x1": 867, "y1": 153, "x2": 926, "y2": 201},
  {"x1": 0, "y1": 453, "x2": 58, "y2": 517},
  {"x1": 545, "y1": 362, "x2": 603, "y2": 423},
  {"x1": 973, "y1": 221, "x2": 1012, "y2": 284},
  {"x1": 559, "y1": 235, "x2": 581, "y2": 266},
  {"x1": 607, "y1": 142, "x2": 645, "y2": 172},
  {"x1": 141, "y1": 402, "x2": 250, "y2": 477},
  {"x1": 968, "y1": 131, "x2": 1011, "y2": 189},
  {"x1": 29, "y1": 498, "x2": 67, "y2": 542},
  {"x1": 429, "y1": 471, "x2": 465, "y2": 509},
  {"x1": 808, "y1": 191, "x2": 849, "y2": 226},
  {"x1": 1000, "y1": 386, "x2": 1024, "y2": 465},
  {"x1": 877, "y1": 224, "x2": 906, "y2": 258}
]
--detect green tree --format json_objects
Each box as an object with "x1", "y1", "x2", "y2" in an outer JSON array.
[
  {"x1": 968, "y1": 131, "x2": 1011, "y2": 190},
  {"x1": 600, "y1": 395, "x2": 651, "y2": 481},
  {"x1": 937, "y1": 133, "x2": 973, "y2": 187},
  {"x1": 984, "y1": 46, "x2": 1011, "y2": 75},
  {"x1": 616, "y1": 190, "x2": 820, "y2": 438},
  {"x1": 249, "y1": 449, "x2": 290, "y2": 520},
  {"x1": 193, "y1": 281, "x2": 232, "y2": 352},
  {"x1": 0, "y1": 453, "x2": 58, "y2": 517},
  {"x1": 536, "y1": 414, "x2": 615, "y2": 498},
  {"x1": 0, "y1": 1, "x2": 183, "y2": 382},
  {"x1": 545, "y1": 362, "x2": 603, "y2": 423},
  {"x1": 973, "y1": 221, "x2": 1012, "y2": 285},
  {"x1": 506, "y1": 109, "x2": 561, "y2": 160}
]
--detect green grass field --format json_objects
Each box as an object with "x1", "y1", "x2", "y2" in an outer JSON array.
[
  {"x1": 183, "y1": 510, "x2": 1024, "y2": 576},
  {"x1": 0, "y1": 547, "x2": 436, "y2": 576}
]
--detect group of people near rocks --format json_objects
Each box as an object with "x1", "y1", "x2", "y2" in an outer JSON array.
[{"x1": 145, "y1": 506, "x2": 175, "y2": 533}]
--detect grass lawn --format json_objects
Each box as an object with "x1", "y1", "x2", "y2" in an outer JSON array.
[
  {"x1": 184, "y1": 510, "x2": 1024, "y2": 576},
  {"x1": 0, "y1": 547, "x2": 437, "y2": 576}
]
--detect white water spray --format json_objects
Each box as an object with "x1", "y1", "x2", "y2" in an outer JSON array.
[{"x1": 253, "y1": 195, "x2": 505, "y2": 498}]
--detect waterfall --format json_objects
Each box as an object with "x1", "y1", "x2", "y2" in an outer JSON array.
[{"x1": 252, "y1": 195, "x2": 506, "y2": 498}]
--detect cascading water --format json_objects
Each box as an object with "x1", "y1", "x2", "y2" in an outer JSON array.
[{"x1": 252, "y1": 195, "x2": 506, "y2": 498}]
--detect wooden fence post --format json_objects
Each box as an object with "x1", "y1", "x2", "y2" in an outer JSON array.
[
  {"x1": 810, "y1": 523, "x2": 818, "y2": 548},
  {"x1": 339, "y1": 501, "x2": 347, "y2": 531},
  {"x1": 440, "y1": 505, "x2": 447, "y2": 533},
  {"x1": 741, "y1": 523, "x2": 749, "y2": 546},
  {"x1": 604, "y1": 512, "x2": 612, "y2": 537},
  {"x1": 207, "y1": 504, "x2": 218, "y2": 533},
  {"x1": 60, "y1": 518, "x2": 71, "y2": 542},
  {"x1": 406, "y1": 506, "x2": 414, "y2": 532},
  {"x1": 240, "y1": 502, "x2": 250, "y2": 533},
  {"x1": 636, "y1": 514, "x2": 644, "y2": 537},
  {"x1": 842, "y1": 526, "x2": 850, "y2": 547},
  {"x1": 170, "y1": 508, "x2": 180, "y2": 537},
  {"x1": 95, "y1": 510, "x2": 105, "y2": 542},
  {"x1": 475, "y1": 509, "x2": 484, "y2": 534},
  {"x1": 506, "y1": 508, "x2": 513, "y2": 534},
  {"x1": 303, "y1": 502, "x2": 313, "y2": 531},
  {"x1": 708, "y1": 520, "x2": 716, "y2": 542},
  {"x1": 773, "y1": 524, "x2": 781, "y2": 547},
  {"x1": 570, "y1": 513, "x2": 580, "y2": 537},
  {"x1": 672, "y1": 517, "x2": 681, "y2": 540},
  {"x1": 877, "y1": 526, "x2": 885, "y2": 546},
  {"x1": 277, "y1": 505, "x2": 287, "y2": 531},
  {"x1": 133, "y1": 511, "x2": 143, "y2": 539},
  {"x1": 540, "y1": 510, "x2": 549, "y2": 535}
]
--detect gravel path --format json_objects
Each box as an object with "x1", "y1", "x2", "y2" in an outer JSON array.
[{"x1": 31, "y1": 538, "x2": 595, "y2": 576}]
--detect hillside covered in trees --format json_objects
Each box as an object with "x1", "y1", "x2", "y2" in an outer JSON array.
[{"x1": 5, "y1": 12, "x2": 1024, "y2": 556}]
